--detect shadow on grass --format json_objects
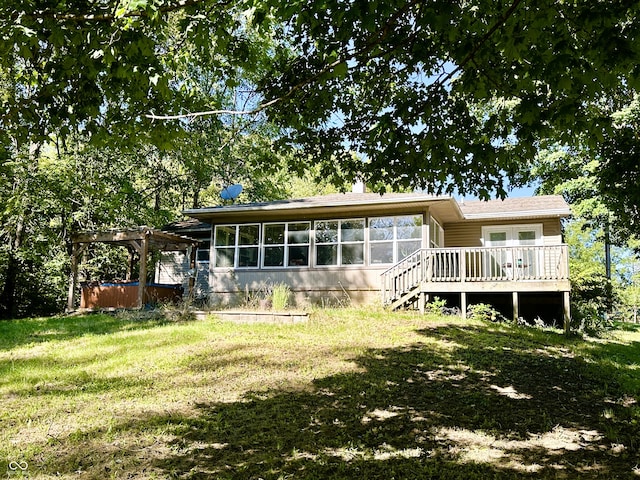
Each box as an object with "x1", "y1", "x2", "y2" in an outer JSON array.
[
  {"x1": 0, "y1": 312, "x2": 172, "y2": 350},
  {"x1": 43, "y1": 323, "x2": 640, "y2": 479}
]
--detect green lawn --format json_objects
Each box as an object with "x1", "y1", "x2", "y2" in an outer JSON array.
[{"x1": 1, "y1": 308, "x2": 639, "y2": 479}]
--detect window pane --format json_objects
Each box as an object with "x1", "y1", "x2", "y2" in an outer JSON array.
[
  {"x1": 397, "y1": 216, "x2": 422, "y2": 239},
  {"x1": 316, "y1": 245, "x2": 338, "y2": 266},
  {"x1": 518, "y1": 231, "x2": 536, "y2": 245},
  {"x1": 196, "y1": 249, "x2": 210, "y2": 263},
  {"x1": 342, "y1": 244, "x2": 364, "y2": 265},
  {"x1": 341, "y1": 219, "x2": 364, "y2": 242},
  {"x1": 370, "y1": 242, "x2": 393, "y2": 264},
  {"x1": 214, "y1": 225, "x2": 236, "y2": 246},
  {"x1": 397, "y1": 240, "x2": 421, "y2": 260},
  {"x1": 238, "y1": 247, "x2": 259, "y2": 267},
  {"x1": 264, "y1": 246, "x2": 284, "y2": 266},
  {"x1": 369, "y1": 217, "x2": 394, "y2": 241},
  {"x1": 264, "y1": 224, "x2": 285, "y2": 244},
  {"x1": 288, "y1": 222, "x2": 310, "y2": 244},
  {"x1": 215, "y1": 247, "x2": 235, "y2": 267},
  {"x1": 239, "y1": 225, "x2": 260, "y2": 245},
  {"x1": 315, "y1": 221, "x2": 338, "y2": 243},
  {"x1": 196, "y1": 240, "x2": 211, "y2": 262},
  {"x1": 489, "y1": 232, "x2": 507, "y2": 246},
  {"x1": 288, "y1": 245, "x2": 309, "y2": 266},
  {"x1": 430, "y1": 220, "x2": 442, "y2": 247}
]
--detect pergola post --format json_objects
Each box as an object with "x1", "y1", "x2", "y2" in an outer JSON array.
[
  {"x1": 137, "y1": 234, "x2": 149, "y2": 309},
  {"x1": 67, "y1": 243, "x2": 81, "y2": 312}
]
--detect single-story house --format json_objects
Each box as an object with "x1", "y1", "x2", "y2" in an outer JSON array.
[{"x1": 157, "y1": 192, "x2": 571, "y2": 325}]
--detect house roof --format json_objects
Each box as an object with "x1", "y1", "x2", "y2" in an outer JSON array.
[
  {"x1": 184, "y1": 192, "x2": 465, "y2": 224},
  {"x1": 181, "y1": 193, "x2": 570, "y2": 225},
  {"x1": 458, "y1": 195, "x2": 571, "y2": 221}
]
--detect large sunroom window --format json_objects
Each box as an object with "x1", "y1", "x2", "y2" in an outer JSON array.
[
  {"x1": 315, "y1": 219, "x2": 365, "y2": 266},
  {"x1": 213, "y1": 224, "x2": 260, "y2": 268},
  {"x1": 369, "y1": 215, "x2": 422, "y2": 264},
  {"x1": 263, "y1": 222, "x2": 310, "y2": 267}
]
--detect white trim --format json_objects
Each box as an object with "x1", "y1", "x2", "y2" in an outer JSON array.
[
  {"x1": 313, "y1": 218, "x2": 365, "y2": 267},
  {"x1": 465, "y1": 209, "x2": 569, "y2": 221},
  {"x1": 262, "y1": 221, "x2": 311, "y2": 268},
  {"x1": 481, "y1": 224, "x2": 543, "y2": 247},
  {"x1": 213, "y1": 223, "x2": 261, "y2": 269}
]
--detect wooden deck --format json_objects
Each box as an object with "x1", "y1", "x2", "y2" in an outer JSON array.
[{"x1": 381, "y1": 246, "x2": 571, "y2": 328}]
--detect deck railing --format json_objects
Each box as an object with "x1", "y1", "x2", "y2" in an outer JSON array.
[{"x1": 381, "y1": 245, "x2": 569, "y2": 305}]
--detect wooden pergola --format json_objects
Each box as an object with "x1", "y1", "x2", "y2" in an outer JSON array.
[{"x1": 67, "y1": 227, "x2": 200, "y2": 311}]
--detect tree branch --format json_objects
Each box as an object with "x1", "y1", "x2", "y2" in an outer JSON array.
[
  {"x1": 435, "y1": 0, "x2": 524, "y2": 88},
  {"x1": 147, "y1": 0, "x2": 524, "y2": 121}
]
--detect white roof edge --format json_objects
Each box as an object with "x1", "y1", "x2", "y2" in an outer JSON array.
[{"x1": 463, "y1": 208, "x2": 571, "y2": 220}]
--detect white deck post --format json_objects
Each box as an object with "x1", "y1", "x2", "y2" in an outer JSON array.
[
  {"x1": 563, "y1": 291, "x2": 571, "y2": 334},
  {"x1": 512, "y1": 291, "x2": 519, "y2": 322},
  {"x1": 461, "y1": 292, "x2": 467, "y2": 319}
]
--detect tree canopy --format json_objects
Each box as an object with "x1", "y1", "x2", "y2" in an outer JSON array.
[{"x1": 2, "y1": 0, "x2": 640, "y2": 199}]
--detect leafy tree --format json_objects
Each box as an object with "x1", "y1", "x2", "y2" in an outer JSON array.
[
  {"x1": 598, "y1": 97, "x2": 640, "y2": 239},
  {"x1": 533, "y1": 139, "x2": 640, "y2": 326},
  {"x1": 3, "y1": 1, "x2": 640, "y2": 199}
]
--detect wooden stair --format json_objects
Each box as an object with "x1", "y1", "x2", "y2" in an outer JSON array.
[
  {"x1": 389, "y1": 284, "x2": 423, "y2": 311},
  {"x1": 381, "y1": 249, "x2": 429, "y2": 311}
]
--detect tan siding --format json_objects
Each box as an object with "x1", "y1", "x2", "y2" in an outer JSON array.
[
  {"x1": 444, "y1": 218, "x2": 564, "y2": 248},
  {"x1": 444, "y1": 223, "x2": 483, "y2": 247},
  {"x1": 211, "y1": 267, "x2": 386, "y2": 306},
  {"x1": 541, "y1": 218, "x2": 563, "y2": 245}
]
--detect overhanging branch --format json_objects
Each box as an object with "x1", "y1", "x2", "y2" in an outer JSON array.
[{"x1": 147, "y1": 0, "x2": 524, "y2": 121}]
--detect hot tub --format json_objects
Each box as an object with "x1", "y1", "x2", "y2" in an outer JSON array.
[{"x1": 80, "y1": 281, "x2": 184, "y2": 309}]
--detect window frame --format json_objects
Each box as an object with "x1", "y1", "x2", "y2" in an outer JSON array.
[
  {"x1": 369, "y1": 215, "x2": 423, "y2": 266},
  {"x1": 314, "y1": 218, "x2": 365, "y2": 267},
  {"x1": 212, "y1": 223, "x2": 261, "y2": 269},
  {"x1": 429, "y1": 217, "x2": 444, "y2": 248},
  {"x1": 481, "y1": 224, "x2": 543, "y2": 247},
  {"x1": 262, "y1": 221, "x2": 311, "y2": 268}
]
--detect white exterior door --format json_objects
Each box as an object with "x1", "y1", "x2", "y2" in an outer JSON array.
[{"x1": 482, "y1": 225, "x2": 543, "y2": 278}]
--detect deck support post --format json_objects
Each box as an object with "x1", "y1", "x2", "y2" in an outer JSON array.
[
  {"x1": 418, "y1": 291, "x2": 426, "y2": 314},
  {"x1": 512, "y1": 291, "x2": 519, "y2": 323},
  {"x1": 563, "y1": 291, "x2": 571, "y2": 334},
  {"x1": 461, "y1": 292, "x2": 467, "y2": 319}
]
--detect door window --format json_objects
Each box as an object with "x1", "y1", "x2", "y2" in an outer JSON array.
[{"x1": 482, "y1": 225, "x2": 542, "y2": 278}]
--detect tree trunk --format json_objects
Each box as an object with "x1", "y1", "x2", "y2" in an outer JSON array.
[{"x1": 0, "y1": 215, "x2": 25, "y2": 319}]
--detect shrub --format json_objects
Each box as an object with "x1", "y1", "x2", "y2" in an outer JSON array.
[{"x1": 467, "y1": 303, "x2": 507, "y2": 323}]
